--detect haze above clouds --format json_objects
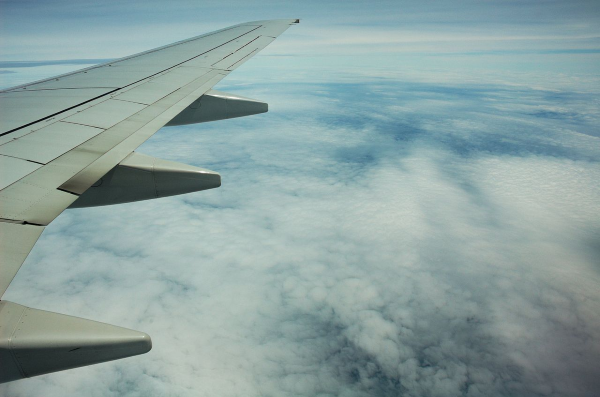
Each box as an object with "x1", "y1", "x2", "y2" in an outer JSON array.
[{"x1": 1, "y1": 1, "x2": 599, "y2": 396}]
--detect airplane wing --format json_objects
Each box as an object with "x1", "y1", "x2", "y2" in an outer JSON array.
[{"x1": 0, "y1": 19, "x2": 298, "y2": 383}]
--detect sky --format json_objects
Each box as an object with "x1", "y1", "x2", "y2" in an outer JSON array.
[{"x1": 1, "y1": 1, "x2": 600, "y2": 396}]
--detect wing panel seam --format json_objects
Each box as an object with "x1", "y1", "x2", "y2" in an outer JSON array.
[
  {"x1": 0, "y1": 26, "x2": 262, "y2": 137},
  {"x1": 228, "y1": 48, "x2": 259, "y2": 69},
  {"x1": 0, "y1": 25, "x2": 248, "y2": 93}
]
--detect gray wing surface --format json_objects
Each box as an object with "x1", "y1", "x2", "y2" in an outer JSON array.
[
  {"x1": 0, "y1": 19, "x2": 298, "y2": 297},
  {"x1": 0, "y1": 19, "x2": 297, "y2": 383}
]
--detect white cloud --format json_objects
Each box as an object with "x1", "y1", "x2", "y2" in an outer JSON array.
[{"x1": 2, "y1": 67, "x2": 599, "y2": 396}]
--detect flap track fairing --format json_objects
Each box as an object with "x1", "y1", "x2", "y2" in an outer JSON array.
[
  {"x1": 69, "y1": 152, "x2": 220, "y2": 208},
  {"x1": 165, "y1": 89, "x2": 268, "y2": 126},
  {"x1": 0, "y1": 301, "x2": 151, "y2": 383}
]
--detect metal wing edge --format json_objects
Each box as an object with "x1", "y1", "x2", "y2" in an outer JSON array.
[{"x1": 1, "y1": 19, "x2": 299, "y2": 93}]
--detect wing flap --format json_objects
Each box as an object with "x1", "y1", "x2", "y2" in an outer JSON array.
[
  {"x1": 0, "y1": 183, "x2": 79, "y2": 225},
  {"x1": 0, "y1": 156, "x2": 41, "y2": 190},
  {"x1": 0, "y1": 122, "x2": 103, "y2": 164},
  {"x1": 0, "y1": 222, "x2": 45, "y2": 296}
]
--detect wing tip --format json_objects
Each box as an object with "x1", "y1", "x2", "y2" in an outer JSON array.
[{"x1": 241, "y1": 19, "x2": 300, "y2": 26}]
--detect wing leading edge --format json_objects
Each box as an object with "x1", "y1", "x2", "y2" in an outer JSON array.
[{"x1": 0, "y1": 19, "x2": 298, "y2": 383}]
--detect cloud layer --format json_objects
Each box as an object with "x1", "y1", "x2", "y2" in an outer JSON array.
[
  {"x1": 1, "y1": 1, "x2": 599, "y2": 395},
  {"x1": 2, "y1": 64, "x2": 599, "y2": 397}
]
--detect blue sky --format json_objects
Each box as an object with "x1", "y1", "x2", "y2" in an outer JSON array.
[{"x1": 1, "y1": 1, "x2": 600, "y2": 396}]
